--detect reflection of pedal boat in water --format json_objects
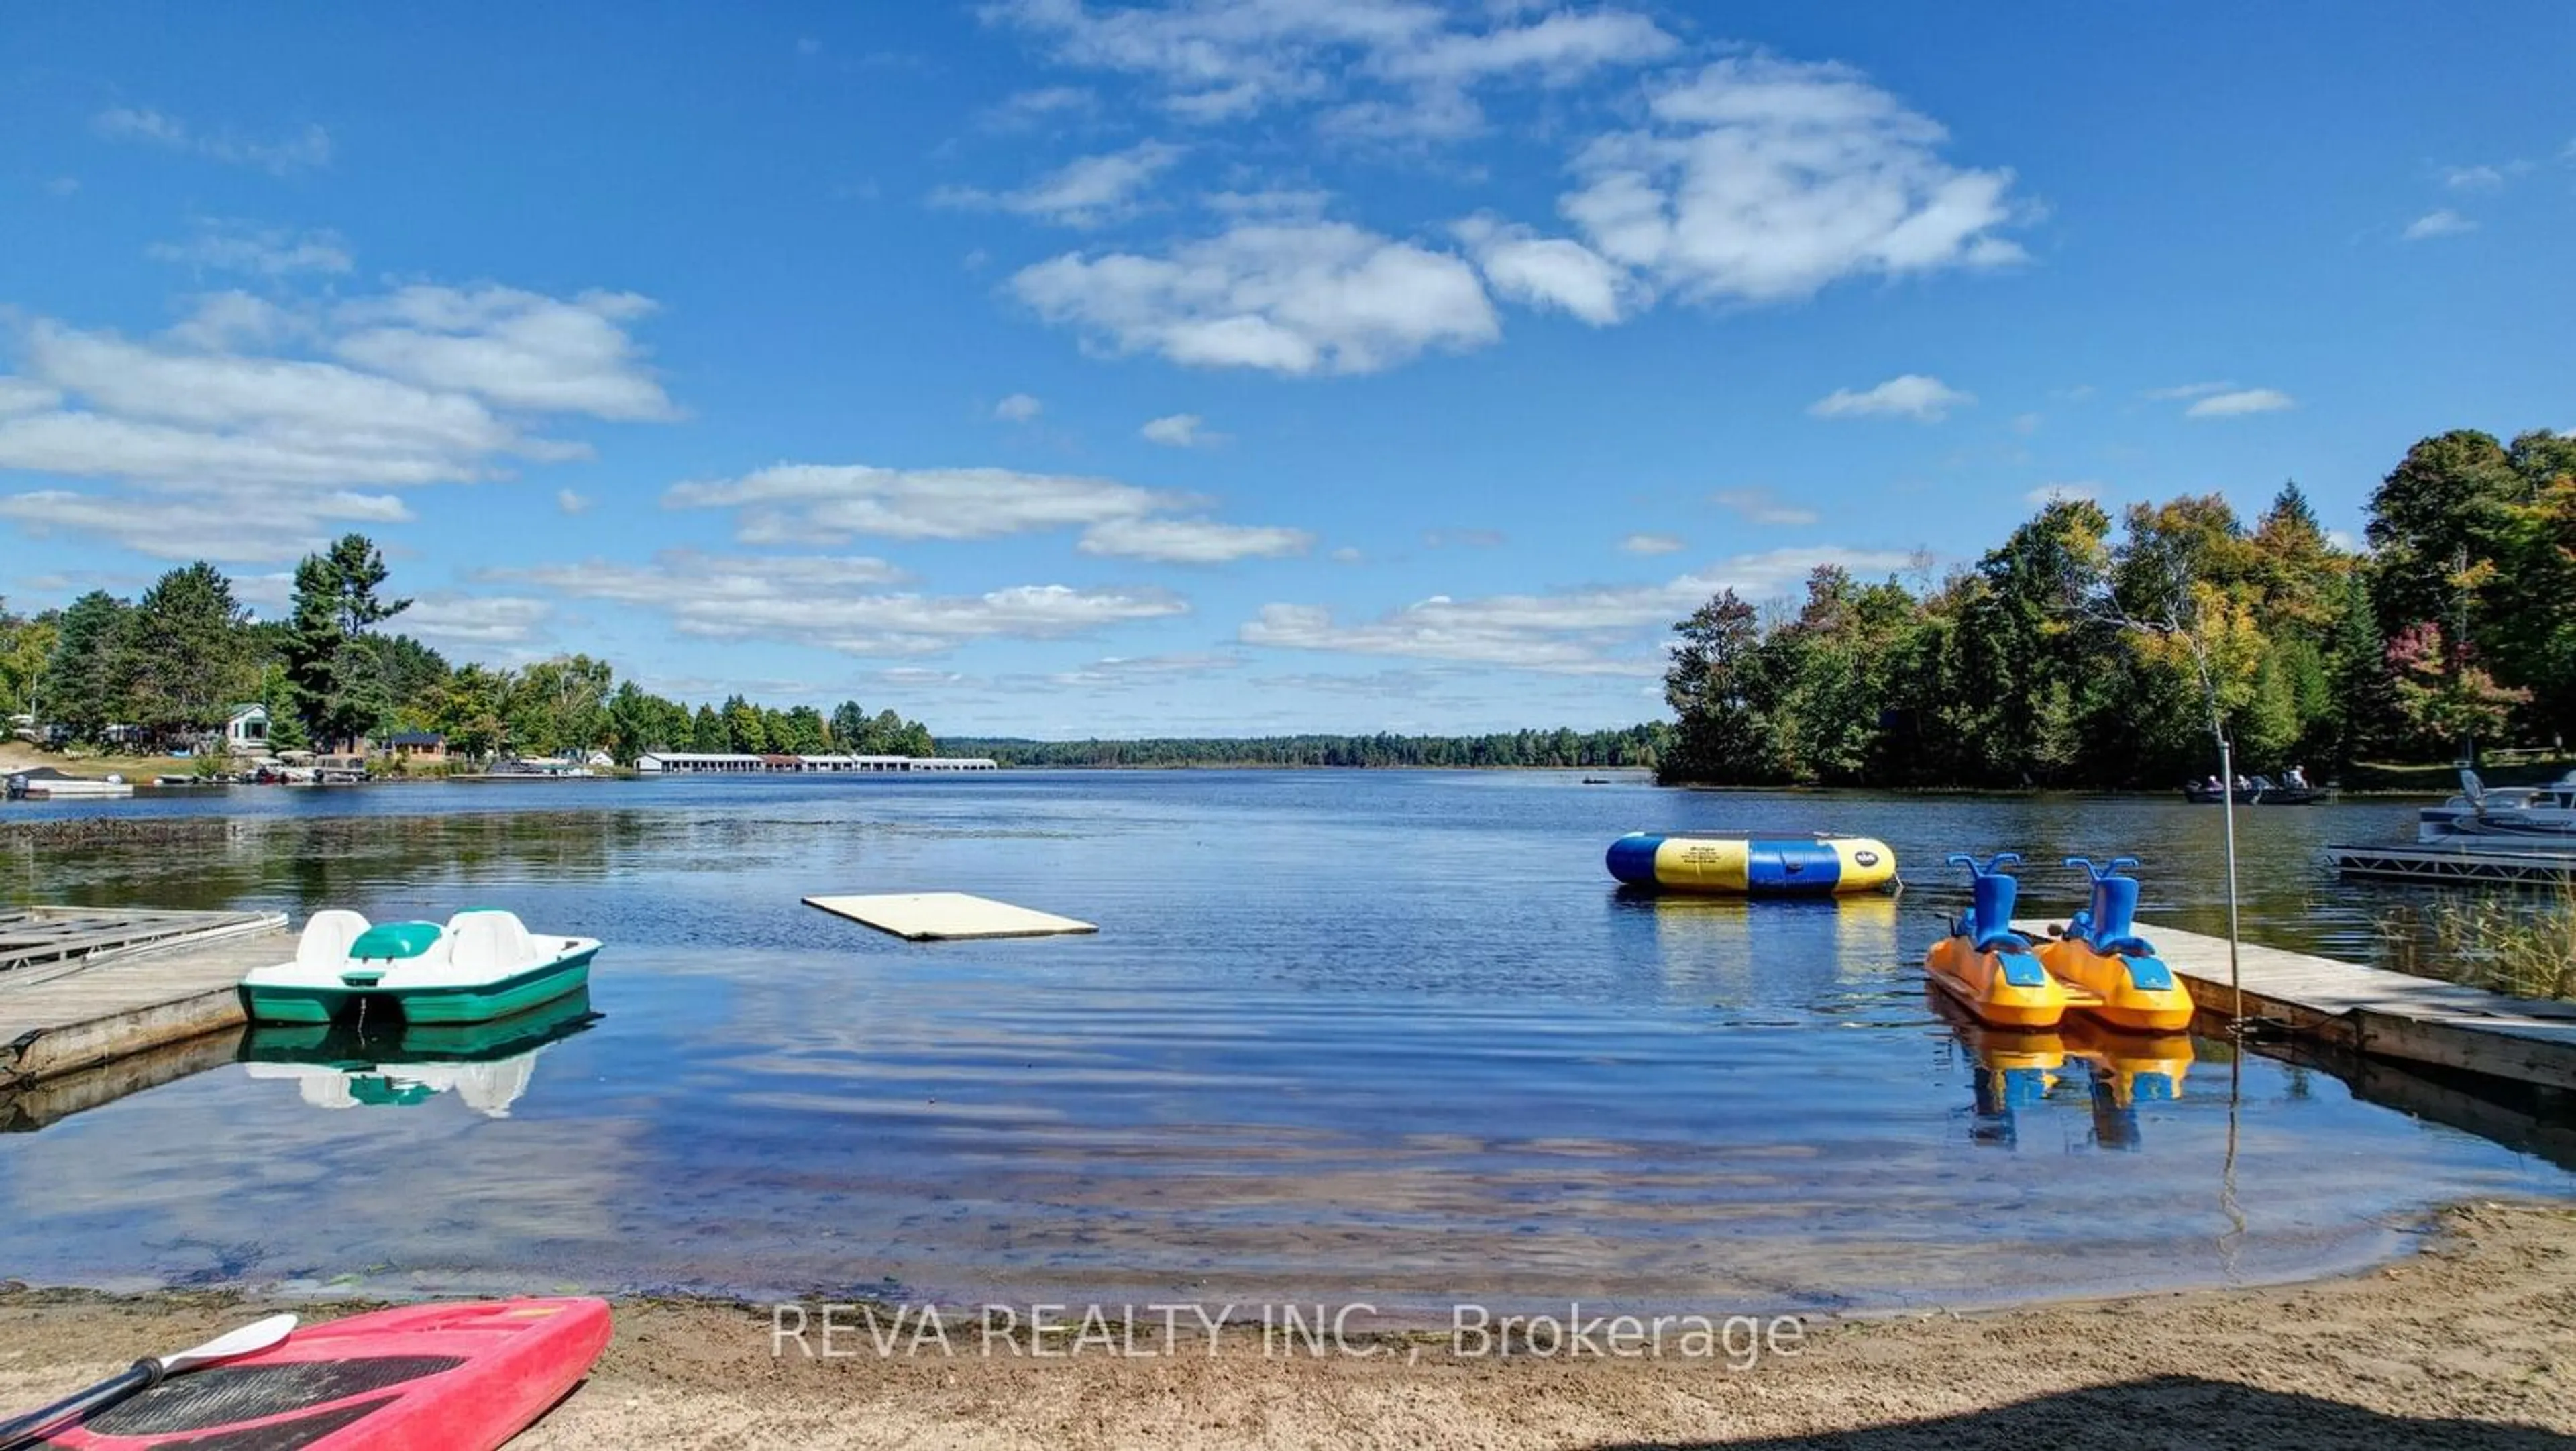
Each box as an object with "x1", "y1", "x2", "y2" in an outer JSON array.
[
  {"x1": 1930, "y1": 991, "x2": 2065, "y2": 1146},
  {"x1": 2061, "y1": 1014, "x2": 2194, "y2": 1150},
  {"x1": 1933, "y1": 993, "x2": 2193, "y2": 1150},
  {"x1": 2033, "y1": 857, "x2": 2196, "y2": 1032},
  {"x1": 239, "y1": 988, "x2": 598, "y2": 1118},
  {"x1": 1923, "y1": 853, "x2": 2083, "y2": 1027},
  {"x1": 2060, "y1": 1013, "x2": 2192, "y2": 1107}
]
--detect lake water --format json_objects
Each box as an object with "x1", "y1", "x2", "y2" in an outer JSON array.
[{"x1": 1, "y1": 772, "x2": 2565, "y2": 1319}]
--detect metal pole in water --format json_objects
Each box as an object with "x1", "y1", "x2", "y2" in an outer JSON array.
[{"x1": 2219, "y1": 733, "x2": 2243, "y2": 1026}]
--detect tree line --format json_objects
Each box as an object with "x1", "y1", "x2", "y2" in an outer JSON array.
[
  {"x1": 1660, "y1": 428, "x2": 2576, "y2": 788},
  {"x1": 945, "y1": 726, "x2": 1672, "y2": 769},
  {"x1": 0, "y1": 533, "x2": 940, "y2": 765}
]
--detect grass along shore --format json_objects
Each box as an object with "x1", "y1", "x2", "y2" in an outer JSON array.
[{"x1": 1, "y1": 1201, "x2": 2569, "y2": 1448}]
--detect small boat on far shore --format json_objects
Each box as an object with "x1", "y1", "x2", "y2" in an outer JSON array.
[
  {"x1": 2180, "y1": 775, "x2": 2334, "y2": 805},
  {"x1": 4, "y1": 767, "x2": 133, "y2": 800}
]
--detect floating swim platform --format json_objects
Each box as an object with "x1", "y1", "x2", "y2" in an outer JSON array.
[
  {"x1": 1605, "y1": 832, "x2": 1896, "y2": 896},
  {"x1": 805, "y1": 891, "x2": 1098, "y2": 941}
]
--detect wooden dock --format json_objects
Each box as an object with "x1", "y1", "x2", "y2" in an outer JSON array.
[
  {"x1": 0, "y1": 907, "x2": 288, "y2": 1091},
  {"x1": 2017, "y1": 917, "x2": 2576, "y2": 1092}
]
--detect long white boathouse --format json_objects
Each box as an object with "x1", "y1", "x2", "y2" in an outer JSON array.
[{"x1": 634, "y1": 751, "x2": 1000, "y2": 775}]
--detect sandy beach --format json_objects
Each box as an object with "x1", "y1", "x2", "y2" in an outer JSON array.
[{"x1": 1, "y1": 1201, "x2": 2567, "y2": 1449}]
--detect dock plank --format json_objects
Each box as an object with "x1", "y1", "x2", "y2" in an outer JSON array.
[
  {"x1": 0, "y1": 912, "x2": 288, "y2": 1086},
  {"x1": 2015, "y1": 916, "x2": 2576, "y2": 1091}
]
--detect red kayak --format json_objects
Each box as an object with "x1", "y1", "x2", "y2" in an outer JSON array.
[{"x1": 26, "y1": 1298, "x2": 610, "y2": 1450}]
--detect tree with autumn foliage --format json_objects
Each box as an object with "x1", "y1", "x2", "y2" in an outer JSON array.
[{"x1": 1660, "y1": 430, "x2": 2576, "y2": 788}]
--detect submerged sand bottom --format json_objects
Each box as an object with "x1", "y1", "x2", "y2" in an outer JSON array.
[{"x1": 1, "y1": 1201, "x2": 2569, "y2": 1449}]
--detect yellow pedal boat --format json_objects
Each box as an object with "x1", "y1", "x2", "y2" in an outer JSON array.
[
  {"x1": 1923, "y1": 853, "x2": 2090, "y2": 1028},
  {"x1": 2033, "y1": 857, "x2": 2196, "y2": 1033}
]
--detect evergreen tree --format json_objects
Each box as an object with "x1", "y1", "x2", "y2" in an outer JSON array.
[
  {"x1": 44, "y1": 591, "x2": 131, "y2": 742},
  {"x1": 117, "y1": 562, "x2": 254, "y2": 742},
  {"x1": 283, "y1": 534, "x2": 411, "y2": 751},
  {"x1": 692, "y1": 703, "x2": 729, "y2": 753}
]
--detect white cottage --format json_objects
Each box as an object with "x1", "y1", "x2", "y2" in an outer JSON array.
[{"x1": 224, "y1": 703, "x2": 270, "y2": 755}]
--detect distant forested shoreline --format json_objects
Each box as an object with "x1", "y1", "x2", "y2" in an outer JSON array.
[
  {"x1": 1658, "y1": 429, "x2": 2575, "y2": 790},
  {"x1": 943, "y1": 726, "x2": 1672, "y2": 769}
]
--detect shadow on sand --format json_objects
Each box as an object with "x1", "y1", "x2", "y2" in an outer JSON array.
[{"x1": 1589, "y1": 1374, "x2": 2573, "y2": 1449}]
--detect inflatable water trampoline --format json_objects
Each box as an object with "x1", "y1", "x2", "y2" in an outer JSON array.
[{"x1": 1606, "y1": 832, "x2": 1898, "y2": 897}]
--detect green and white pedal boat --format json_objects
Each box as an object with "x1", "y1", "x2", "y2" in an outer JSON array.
[{"x1": 239, "y1": 908, "x2": 600, "y2": 1026}]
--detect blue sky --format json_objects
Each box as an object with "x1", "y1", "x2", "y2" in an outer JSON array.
[{"x1": 3, "y1": 3, "x2": 2570, "y2": 737}]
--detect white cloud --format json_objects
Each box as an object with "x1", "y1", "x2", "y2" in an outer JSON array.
[
  {"x1": 500, "y1": 551, "x2": 1187, "y2": 657},
  {"x1": 2010, "y1": 412, "x2": 2041, "y2": 435},
  {"x1": 982, "y1": 0, "x2": 1668, "y2": 138},
  {"x1": 1330, "y1": 545, "x2": 1364, "y2": 564},
  {"x1": 932, "y1": 141, "x2": 1185, "y2": 228},
  {"x1": 994, "y1": 392, "x2": 1044, "y2": 423},
  {"x1": 331, "y1": 285, "x2": 676, "y2": 421},
  {"x1": 1560, "y1": 56, "x2": 2025, "y2": 306},
  {"x1": 93, "y1": 107, "x2": 332, "y2": 175},
  {"x1": 1453, "y1": 213, "x2": 1642, "y2": 325},
  {"x1": 1049, "y1": 651, "x2": 1246, "y2": 687},
  {"x1": 147, "y1": 219, "x2": 352, "y2": 276},
  {"x1": 2184, "y1": 388, "x2": 2294, "y2": 418},
  {"x1": 667, "y1": 462, "x2": 1173, "y2": 543},
  {"x1": 16, "y1": 321, "x2": 525, "y2": 472},
  {"x1": 668, "y1": 458, "x2": 1303, "y2": 565},
  {"x1": 500, "y1": 549, "x2": 909, "y2": 602},
  {"x1": 44, "y1": 177, "x2": 80, "y2": 197},
  {"x1": 1140, "y1": 412, "x2": 1223, "y2": 446},
  {"x1": 0, "y1": 379, "x2": 62, "y2": 417},
  {"x1": 2402, "y1": 209, "x2": 2476, "y2": 241},
  {"x1": 162, "y1": 291, "x2": 301, "y2": 352},
  {"x1": 1707, "y1": 487, "x2": 1818, "y2": 526},
  {"x1": 1377, "y1": 9, "x2": 1676, "y2": 87},
  {"x1": 556, "y1": 488, "x2": 592, "y2": 514},
  {"x1": 2440, "y1": 161, "x2": 2529, "y2": 191},
  {"x1": 1077, "y1": 515, "x2": 1311, "y2": 562},
  {"x1": 2141, "y1": 380, "x2": 2233, "y2": 400},
  {"x1": 0, "y1": 281, "x2": 676, "y2": 561},
  {"x1": 1619, "y1": 532, "x2": 1684, "y2": 555},
  {"x1": 1807, "y1": 374, "x2": 1973, "y2": 422},
  {"x1": 980, "y1": 86, "x2": 1099, "y2": 131},
  {"x1": 1204, "y1": 187, "x2": 1334, "y2": 220},
  {"x1": 400, "y1": 593, "x2": 553, "y2": 649},
  {"x1": 1011, "y1": 219, "x2": 1498, "y2": 374},
  {"x1": 0, "y1": 484, "x2": 411, "y2": 564},
  {"x1": 1242, "y1": 546, "x2": 1920, "y2": 675},
  {"x1": 231, "y1": 572, "x2": 294, "y2": 612},
  {"x1": 2025, "y1": 481, "x2": 2100, "y2": 505}
]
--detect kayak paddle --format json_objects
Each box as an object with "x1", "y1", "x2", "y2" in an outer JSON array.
[{"x1": 0, "y1": 1312, "x2": 297, "y2": 1449}]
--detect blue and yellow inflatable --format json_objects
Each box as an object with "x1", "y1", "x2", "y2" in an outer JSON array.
[{"x1": 1606, "y1": 832, "x2": 1898, "y2": 896}]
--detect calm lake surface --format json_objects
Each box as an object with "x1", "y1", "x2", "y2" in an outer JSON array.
[{"x1": 1, "y1": 771, "x2": 2565, "y2": 1318}]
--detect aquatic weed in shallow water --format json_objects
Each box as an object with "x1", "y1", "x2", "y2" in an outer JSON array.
[{"x1": 2377, "y1": 878, "x2": 2576, "y2": 1000}]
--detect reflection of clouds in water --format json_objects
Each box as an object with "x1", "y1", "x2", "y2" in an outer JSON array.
[
  {"x1": 0, "y1": 1038, "x2": 644, "y2": 1291},
  {"x1": 0, "y1": 777, "x2": 2558, "y2": 1311}
]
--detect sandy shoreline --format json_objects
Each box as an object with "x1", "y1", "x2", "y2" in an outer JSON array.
[{"x1": 1, "y1": 1201, "x2": 2567, "y2": 1448}]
